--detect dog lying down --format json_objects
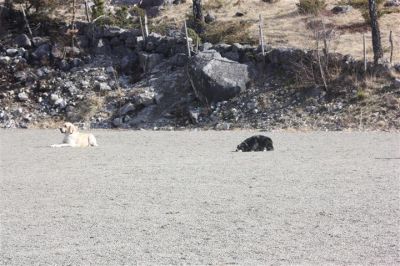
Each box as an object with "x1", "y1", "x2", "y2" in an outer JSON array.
[
  {"x1": 236, "y1": 135, "x2": 273, "y2": 152},
  {"x1": 51, "y1": 122, "x2": 98, "y2": 148}
]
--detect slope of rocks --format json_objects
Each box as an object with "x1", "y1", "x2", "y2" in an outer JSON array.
[{"x1": 0, "y1": 16, "x2": 399, "y2": 131}]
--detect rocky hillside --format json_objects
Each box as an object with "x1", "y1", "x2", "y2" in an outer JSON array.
[{"x1": 0, "y1": 4, "x2": 399, "y2": 131}]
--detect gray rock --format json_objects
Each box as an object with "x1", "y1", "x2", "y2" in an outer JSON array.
[
  {"x1": 51, "y1": 44, "x2": 64, "y2": 59},
  {"x1": 188, "y1": 51, "x2": 249, "y2": 104},
  {"x1": 120, "y1": 54, "x2": 138, "y2": 72},
  {"x1": 103, "y1": 26, "x2": 125, "y2": 38},
  {"x1": 205, "y1": 12, "x2": 216, "y2": 23},
  {"x1": 18, "y1": 92, "x2": 29, "y2": 101},
  {"x1": 215, "y1": 122, "x2": 231, "y2": 130},
  {"x1": 188, "y1": 107, "x2": 200, "y2": 123},
  {"x1": 96, "y1": 82, "x2": 112, "y2": 91},
  {"x1": 331, "y1": 5, "x2": 352, "y2": 14},
  {"x1": 139, "y1": 52, "x2": 164, "y2": 72},
  {"x1": 50, "y1": 94, "x2": 59, "y2": 102},
  {"x1": 169, "y1": 53, "x2": 188, "y2": 67},
  {"x1": 201, "y1": 42, "x2": 213, "y2": 51},
  {"x1": 384, "y1": 0, "x2": 400, "y2": 7},
  {"x1": 14, "y1": 71, "x2": 27, "y2": 82},
  {"x1": 95, "y1": 39, "x2": 111, "y2": 54},
  {"x1": 32, "y1": 44, "x2": 51, "y2": 60},
  {"x1": 394, "y1": 63, "x2": 400, "y2": 72},
  {"x1": 76, "y1": 35, "x2": 90, "y2": 48},
  {"x1": 55, "y1": 98, "x2": 67, "y2": 108},
  {"x1": 106, "y1": 66, "x2": 115, "y2": 74},
  {"x1": 110, "y1": 36, "x2": 122, "y2": 47},
  {"x1": 140, "y1": 0, "x2": 171, "y2": 8},
  {"x1": 134, "y1": 91, "x2": 156, "y2": 106},
  {"x1": 0, "y1": 56, "x2": 11, "y2": 65},
  {"x1": 71, "y1": 58, "x2": 83, "y2": 67},
  {"x1": 58, "y1": 60, "x2": 71, "y2": 71},
  {"x1": 31, "y1": 37, "x2": 47, "y2": 47},
  {"x1": 14, "y1": 34, "x2": 32, "y2": 48},
  {"x1": 64, "y1": 46, "x2": 81, "y2": 57},
  {"x1": 119, "y1": 103, "x2": 135, "y2": 115},
  {"x1": 112, "y1": 117, "x2": 124, "y2": 127},
  {"x1": 223, "y1": 51, "x2": 240, "y2": 62},
  {"x1": 394, "y1": 79, "x2": 400, "y2": 89},
  {"x1": 6, "y1": 48, "x2": 18, "y2": 57}
]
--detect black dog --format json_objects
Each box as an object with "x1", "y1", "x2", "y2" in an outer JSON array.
[{"x1": 236, "y1": 135, "x2": 274, "y2": 152}]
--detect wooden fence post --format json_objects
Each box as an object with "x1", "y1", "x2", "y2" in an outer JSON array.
[
  {"x1": 363, "y1": 34, "x2": 367, "y2": 73},
  {"x1": 389, "y1": 30, "x2": 393, "y2": 64},
  {"x1": 84, "y1": 0, "x2": 91, "y2": 22},
  {"x1": 258, "y1": 14, "x2": 265, "y2": 56},
  {"x1": 144, "y1": 12, "x2": 149, "y2": 38},
  {"x1": 20, "y1": 4, "x2": 33, "y2": 38},
  {"x1": 184, "y1": 20, "x2": 191, "y2": 57},
  {"x1": 139, "y1": 16, "x2": 145, "y2": 38}
]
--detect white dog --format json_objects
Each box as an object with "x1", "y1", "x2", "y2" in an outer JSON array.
[{"x1": 51, "y1": 122, "x2": 98, "y2": 148}]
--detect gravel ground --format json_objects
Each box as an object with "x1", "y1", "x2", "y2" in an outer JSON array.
[{"x1": 1, "y1": 130, "x2": 399, "y2": 265}]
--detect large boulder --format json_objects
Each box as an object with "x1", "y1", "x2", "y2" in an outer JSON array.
[{"x1": 187, "y1": 50, "x2": 249, "y2": 104}]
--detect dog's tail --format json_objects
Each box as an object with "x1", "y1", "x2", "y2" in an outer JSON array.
[{"x1": 89, "y1": 134, "x2": 98, "y2": 147}]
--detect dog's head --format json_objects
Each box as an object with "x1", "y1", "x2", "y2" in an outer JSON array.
[
  {"x1": 59, "y1": 122, "x2": 77, "y2": 135},
  {"x1": 236, "y1": 142, "x2": 249, "y2": 152}
]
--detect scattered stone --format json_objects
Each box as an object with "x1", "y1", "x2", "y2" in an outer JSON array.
[
  {"x1": 6, "y1": 48, "x2": 18, "y2": 57},
  {"x1": 14, "y1": 34, "x2": 32, "y2": 48},
  {"x1": 96, "y1": 82, "x2": 112, "y2": 91},
  {"x1": 32, "y1": 44, "x2": 51, "y2": 60},
  {"x1": 14, "y1": 71, "x2": 28, "y2": 82},
  {"x1": 394, "y1": 79, "x2": 400, "y2": 89},
  {"x1": 331, "y1": 5, "x2": 352, "y2": 14},
  {"x1": 134, "y1": 91, "x2": 156, "y2": 106},
  {"x1": 205, "y1": 12, "x2": 216, "y2": 23},
  {"x1": 55, "y1": 98, "x2": 67, "y2": 108},
  {"x1": 384, "y1": 0, "x2": 400, "y2": 7},
  {"x1": 0, "y1": 56, "x2": 11, "y2": 65},
  {"x1": 32, "y1": 37, "x2": 47, "y2": 47},
  {"x1": 188, "y1": 107, "x2": 200, "y2": 123},
  {"x1": 18, "y1": 92, "x2": 29, "y2": 101},
  {"x1": 113, "y1": 117, "x2": 124, "y2": 127},
  {"x1": 215, "y1": 122, "x2": 231, "y2": 130},
  {"x1": 119, "y1": 103, "x2": 135, "y2": 115}
]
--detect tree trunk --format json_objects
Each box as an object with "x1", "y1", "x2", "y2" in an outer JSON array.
[
  {"x1": 193, "y1": 0, "x2": 203, "y2": 34},
  {"x1": 368, "y1": 0, "x2": 383, "y2": 64}
]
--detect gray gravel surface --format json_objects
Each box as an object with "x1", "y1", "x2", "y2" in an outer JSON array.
[{"x1": 1, "y1": 130, "x2": 399, "y2": 265}]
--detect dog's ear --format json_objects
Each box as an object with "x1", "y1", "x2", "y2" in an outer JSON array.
[{"x1": 67, "y1": 124, "x2": 76, "y2": 134}]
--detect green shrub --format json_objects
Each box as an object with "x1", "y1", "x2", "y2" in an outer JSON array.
[
  {"x1": 92, "y1": 0, "x2": 105, "y2": 20},
  {"x1": 113, "y1": 6, "x2": 131, "y2": 27},
  {"x1": 131, "y1": 5, "x2": 146, "y2": 19},
  {"x1": 187, "y1": 28, "x2": 201, "y2": 45},
  {"x1": 296, "y1": 0, "x2": 327, "y2": 15}
]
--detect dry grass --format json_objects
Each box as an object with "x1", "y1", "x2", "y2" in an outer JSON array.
[{"x1": 153, "y1": 0, "x2": 400, "y2": 62}]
